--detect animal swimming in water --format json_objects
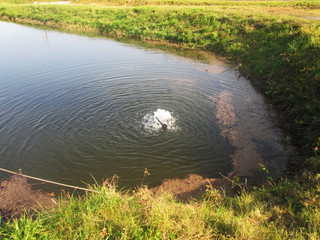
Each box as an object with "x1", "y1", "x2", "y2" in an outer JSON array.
[{"x1": 156, "y1": 117, "x2": 168, "y2": 129}]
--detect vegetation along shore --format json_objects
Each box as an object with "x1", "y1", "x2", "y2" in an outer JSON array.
[{"x1": 0, "y1": 0, "x2": 320, "y2": 239}]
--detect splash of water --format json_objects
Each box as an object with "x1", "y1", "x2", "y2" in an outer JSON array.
[{"x1": 143, "y1": 109, "x2": 177, "y2": 132}]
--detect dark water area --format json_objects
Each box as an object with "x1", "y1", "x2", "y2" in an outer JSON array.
[{"x1": 0, "y1": 21, "x2": 290, "y2": 192}]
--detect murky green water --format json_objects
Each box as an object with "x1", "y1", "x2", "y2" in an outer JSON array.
[{"x1": 0, "y1": 21, "x2": 288, "y2": 192}]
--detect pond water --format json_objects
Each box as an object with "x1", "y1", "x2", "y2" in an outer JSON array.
[{"x1": 0, "y1": 21, "x2": 289, "y2": 191}]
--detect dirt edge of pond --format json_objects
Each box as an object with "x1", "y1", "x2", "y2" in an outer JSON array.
[
  {"x1": 0, "y1": 175, "x2": 58, "y2": 219},
  {"x1": 0, "y1": 173, "x2": 238, "y2": 219},
  {"x1": 153, "y1": 173, "x2": 238, "y2": 201}
]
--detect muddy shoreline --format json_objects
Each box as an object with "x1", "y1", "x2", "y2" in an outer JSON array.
[
  {"x1": 0, "y1": 172, "x2": 240, "y2": 219},
  {"x1": 0, "y1": 175, "x2": 57, "y2": 219}
]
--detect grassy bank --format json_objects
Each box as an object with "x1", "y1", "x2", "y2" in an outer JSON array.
[
  {"x1": 0, "y1": 163, "x2": 319, "y2": 239},
  {"x1": 0, "y1": 1, "x2": 320, "y2": 239}
]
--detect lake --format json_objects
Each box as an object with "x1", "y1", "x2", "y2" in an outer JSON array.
[{"x1": 0, "y1": 21, "x2": 289, "y2": 191}]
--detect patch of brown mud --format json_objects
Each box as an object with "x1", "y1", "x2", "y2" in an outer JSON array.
[
  {"x1": 0, "y1": 175, "x2": 57, "y2": 219},
  {"x1": 154, "y1": 174, "x2": 235, "y2": 201}
]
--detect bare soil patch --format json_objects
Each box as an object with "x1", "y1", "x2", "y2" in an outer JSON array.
[
  {"x1": 0, "y1": 175, "x2": 57, "y2": 219},
  {"x1": 154, "y1": 174, "x2": 236, "y2": 201},
  {"x1": 0, "y1": 173, "x2": 235, "y2": 218}
]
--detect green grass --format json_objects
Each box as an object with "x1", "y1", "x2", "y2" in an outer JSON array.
[{"x1": 0, "y1": 157, "x2": 319, "y2": 239}]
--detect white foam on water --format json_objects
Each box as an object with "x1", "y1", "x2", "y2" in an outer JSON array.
[{"x1": 143, "y1": 109, "x2": 177, "y2": 132}]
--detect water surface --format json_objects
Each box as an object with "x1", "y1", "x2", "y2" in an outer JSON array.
[{"x1": 0, "y1": 21, "x2": 288, "y2": 191}]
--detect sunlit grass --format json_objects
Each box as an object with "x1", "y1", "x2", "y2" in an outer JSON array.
[{"x1": 1, "y1": 157, "x2": 319, "y2": 239}]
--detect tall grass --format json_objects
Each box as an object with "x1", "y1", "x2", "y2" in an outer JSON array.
[{"x1": 1, "y1": 157, "x2": 319, "y2": 239}]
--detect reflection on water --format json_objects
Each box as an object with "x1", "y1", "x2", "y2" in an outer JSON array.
[{"x1": 0, "y1": 21, "x2": 290, "y2": 191}]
